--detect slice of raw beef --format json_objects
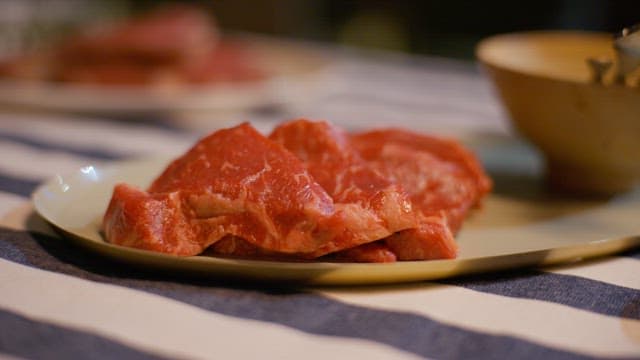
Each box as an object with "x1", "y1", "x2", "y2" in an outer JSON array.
[
  {"x1": 269, "y1": 119, "x2": 418, "y2": 234},
  {"x1": 268, "y1": 119, "x2": 461, "y2": 262},
  {"x1": 104, "y1": 121, "x2": 491, "y2": 262},
  {"x1": 352, "y1": 129, "x2": 491, "y2": 233},
  {"x1": 204, "y1": 119, "x2": 421, "y2": 262},
  {"x1": 384, "y1": 216, "x2": 457, "y2": 260},
  {"x1": 347, "y1": 129, "x2": 492, "y2": 261},
  {"x1": 204, "y1": 120, "x2": 483, "y2": 262},
  {"x1": 104, "y1": 123, "x2": 397, "y2": 257}
]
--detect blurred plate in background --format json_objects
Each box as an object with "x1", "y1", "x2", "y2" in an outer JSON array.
[{"x1": 0, "y1": 36, "x2": 333, "y2": 116}]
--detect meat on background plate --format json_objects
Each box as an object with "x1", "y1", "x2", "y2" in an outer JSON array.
[{"x1": 0, "y1": 4, "x2": 264, "y2": 86}]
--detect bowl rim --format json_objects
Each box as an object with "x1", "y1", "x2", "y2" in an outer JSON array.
[{"x1": 475, "y1": 30, "x2": 613, "y2": 84}]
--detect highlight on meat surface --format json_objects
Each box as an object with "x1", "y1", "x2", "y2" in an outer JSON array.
[{"x1": 103, "y1": 119, "x2": 491, "y2": 263}]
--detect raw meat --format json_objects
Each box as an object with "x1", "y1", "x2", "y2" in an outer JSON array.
[
  {"x1": 343, "y1": 129, "x2": 492, "y2": 261},
  {"x1": 105, "y1": 123, "x2": 400, "y2": 257},
  {"x1": 352, "y1": 129, "x2": 491, "y2": 233},
  {"x1": 212, "y1": 120, "x2": 468, "y2": 262},
  {"x1": 0, "y1": 5, "x2": 263, "y2": 86},
  {"x1": 54, "y1": 5, "x2": 220, "y2": 84},
  {"x1": 103, "y1": 120, "x2": 492, "y2": 263},
  {"x1": 329, "y1": 241, "x2": 397, "y2": 263},
  {"x1": 269, "y1": 119, "x2": 417, "y2": 234},
  {"x1": 103, "y1": 183, "x2": 202, "y2": 255},
  {"x1": 384, "y1": 216, "x2": 457, "y2": 261}
]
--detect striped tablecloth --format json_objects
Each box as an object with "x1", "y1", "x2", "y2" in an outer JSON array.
[{"x1": 0, "y1": 48, "x2": 639, "y2": 360}]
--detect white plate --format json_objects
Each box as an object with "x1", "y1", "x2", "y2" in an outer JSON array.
[
  {"x1": 32, "y1": 154, "x2": 640, "y2": 285},
  {"x1": 0, "y1": 37, "x2": 331, "y2": 115}
]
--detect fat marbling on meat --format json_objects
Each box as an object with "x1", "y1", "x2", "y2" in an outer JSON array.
[
  {"x1": 104, "y1": 122, "x2": 413, "y2": 258},
  {"x1": 352, "y1": 128, "x2": 492, "y2": 260},
  {"x1": 103, "y1": 120, "x2": 492, "y2": 262}
]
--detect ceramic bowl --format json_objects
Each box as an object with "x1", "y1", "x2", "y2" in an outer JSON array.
[{"x1": 477, "y1": 31, "x2": 640, "y2": 195}]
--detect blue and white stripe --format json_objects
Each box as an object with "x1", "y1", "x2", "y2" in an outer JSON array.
[{"x1": 0, "y1": 53, "x2": 638, "y2": 360}]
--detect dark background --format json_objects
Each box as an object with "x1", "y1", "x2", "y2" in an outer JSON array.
[
  {"x1": 133, "y1": 0, "x2": 640, "y2": 59},
  {"x1": 1, "y1": 0, "x2": 638, "y2": 60}
]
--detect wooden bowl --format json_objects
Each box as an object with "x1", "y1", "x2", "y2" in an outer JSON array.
[{"x1": 477, "y1": 31, "x2": 640, "y2": 195}]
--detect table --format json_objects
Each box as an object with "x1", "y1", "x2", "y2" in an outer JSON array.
[{"x1": 0, "y1": 45, "x2": 638, "y2": 359}]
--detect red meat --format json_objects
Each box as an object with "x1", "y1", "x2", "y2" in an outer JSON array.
[
  {"x1": 57, "y1": 5, "x2": 218, "y2": 70},
  {"x1": 269, "y1": 119, "x2": 417, "y2": 234},
  {"x1": 352, "y1": 129, "x2": 491, "y2": 233},
  {"x1": 385, "y1": 216, "x2": 457, "y2": 260},
  {"x1": 202, "y1": 119, "x2": 420, "y2": 261},
  {"x1": 264, "y1": 120, "x2": 465, "y2": 262},
  {"x1": 104, "y1": 123, "x2": 398, "y2": 257},
  {"x1": 103, "y1": 120, "x2": 491, "y2": 262}
]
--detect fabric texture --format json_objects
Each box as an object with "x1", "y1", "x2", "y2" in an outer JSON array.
[{"x1": 0, "y1": 49, "x2": 638, "y2": 360}]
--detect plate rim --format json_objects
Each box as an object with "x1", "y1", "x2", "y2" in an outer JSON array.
[{"x1": 31, "y1": 157, "x2": 640, "y2": 286}]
